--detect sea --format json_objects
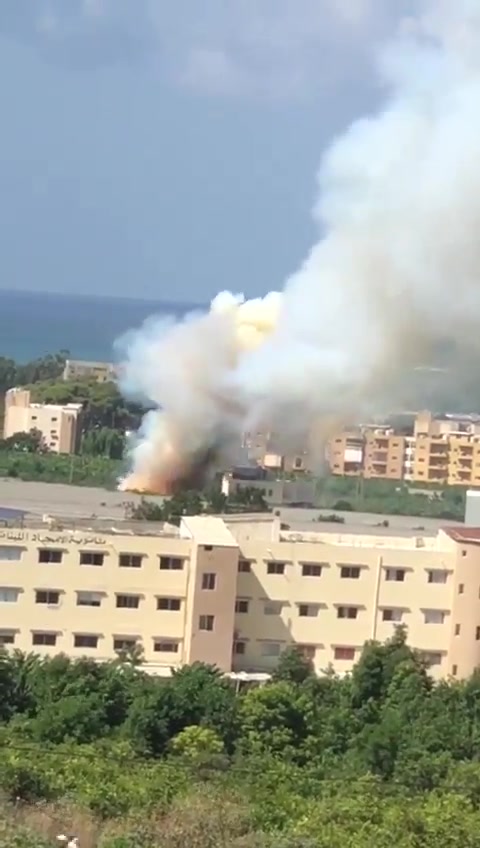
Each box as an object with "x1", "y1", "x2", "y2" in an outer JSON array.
[{"x1": 0, "y1": 289, "x2": 203, "y2": 363}]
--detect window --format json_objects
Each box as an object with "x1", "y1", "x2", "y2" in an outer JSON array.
[
  {"x1": 334, "y1": 646, "x2": 356, "y2": 661},
  {"x1": 462, "y1": 550, "x2": 467, "y2": 557},
  {"x1": 455, "y1": 624, "x2": 461, "y2": 636},
  {"x1": 0, "y1": 630, "x2": 15, "y2": 645},
  {"x1": 421, "y1": 651, "x2": 442, "y2": 667},
  {"x1": 32, "y1": 632, "x2": 57, "y2": 647},
  {"x1": 35, "y1": 590, "x2": 60, "y2": 605},
  {"x1": 261, "y1": 641, "x2": 281, "y2": 657},
  {"x1": 0, "y1": 546, "x2": 22, "y2": 561},
  {"x1": 382, "y1": 608, "x2": 403, "y2": 622},
  {"x1": 119, "y1": 554, "x2": 143, "y2": 569},
  {"x1": 113, "y1": 638, "x2": 137, "y2": 651},
  {"x1": 235, "y1": 599, "x2": 249, "y2": 613},
  {"x1": 459, "y1": 584, "x2": 465, "y2": 594},
  {"x1": 267, "y1": 561, "x2": 285, "y2": 575},
  {"x1": 159, "y1": 556, "x2": 183, "y2": 570},
  {"x1": 38, "y1": 549, "x2": 62, "y2": 564},
  {"x1": 427, "y1": 570, "x2": 448, "y2": 584},
  {"x1": 452, "y1": 664, "x2": 458, "y2": 676},
  {"x1": 238, "y1": 559, "x2": 251, "y2": 573},
  {"x1": 302, "y1": 564, "x2": 322, "y2": 577},
  {"x1": 0, "y1": 588, "x2": 19, "y2": 603},
  {"x1": 298, "y1": 644, "x2": 316, "y2": 660},
  {"x1": 264, "y1": 601, "x2": 283, "y2": 615},
  {"x1": 340, "y1": 566, "x2": 361, "y2": 579},
  {"x1": 424, "y1": 610, "x2": 445, "y2": 624},
  {"x1": 80, "y1": 551, "x2": 104, "y2": 566},
  {"x1": 51, "y1": 417, "x2": 58, "y2": 422},
  {"x1": 74, "y1": 634, "x2": 98, "y2": 649},
  {"x1": 153, "y1": 640, "x2": 179, "y2": 653},
  {"x1": 476, "y1": 626, "x2": 480, "y2": 641},
  {"x1": 76, "y1": 591, "x2": 103, "y2": 607},
  {"x1": 199, "y1": 614, "x2": 214, "y2": 631},
  {"x1": 298, "y1": 604, "x2": 319, "y2": 618},
  {"x1": 337, "y1": 606, "x2": 358, "y2": 619},
  {"x1": 116, "y1": 594, "x2": 140, "y2": 609},
  {"x1": 233, "y1": 640, "x2": 246, "y2": 655},
  {"x1": 385, "y1": 568, "x2": 406, "y2": 582},
  {"x1": 157, "y1": 597, "x2": 181, "y2": 611},
  {"x1": 204, "y1": 545, "x2": 213, "y2": 552},
  {"x1": 202, "y1": 572, "x2": 216, "y2": 591}
]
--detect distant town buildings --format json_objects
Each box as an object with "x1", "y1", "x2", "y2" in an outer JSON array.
[
  {"x1": 3, "y1": 388, "x2": 83, "y2": 454},
  {"x1": 62, "y1": 359, "x2": 116, "y2": 383},
  {"x1": 0, "y1": 509, "x2": 479, "y2": 680},
  {"x1": 246, "y1": 412, "x2": 480, "y2": 488}
]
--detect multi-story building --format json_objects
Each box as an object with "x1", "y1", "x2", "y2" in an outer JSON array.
[
  {"x1": 3, "y1": 388, "x2": 83, "y2": 454},
  {"x1": 62, "y1": 359, "x2": 116, "y2": 383},
  {"x1": 1, "y1": 511, "x2": 480, "y2": 680},
  {"x1": 327, "y1": 432, "x2": 364, "y2": 476},
  {"x1": 413, "y1": 411, "x2": 480, "y2": 487},
  {"x1": 327, "y1": 412, "x2": 480, "y2": 487}
]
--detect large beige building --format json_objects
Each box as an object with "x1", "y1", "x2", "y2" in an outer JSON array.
[
  {"x1": 1, "y1": 512, "x2": 480, "y2": 680},
  {"x1": 62, "y1": 359, "x2": 116, "y2": 383},
  {"x1": 327, "y1": 412, "x2": 480, "y2": 487},
  {"x1": 4, "y1": 388, "x2": 83, "y2": 454}
]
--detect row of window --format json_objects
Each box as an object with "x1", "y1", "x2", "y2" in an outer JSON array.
[
  {"x1": 235, "y1": 599, "x2": 453, "y2": 623},
  {"x1": 0, "y1": 547, "x2": 454, "y2": 585},
  {"x1": 0, "y1": 547, "x2": 185, "y2": 570},
  {"x1": 0, "y1": 587, "x2": 458, "y2": 626},
  {"x1": 232, "y1": 640, "x2": 444, "y2": 667},
  {"x1": 0, "y1": 627, "x2": 443, "y2": 669},
  {"x1": 241, "y1": 560, "x2": 450, "y2": 583},
  {"x1": 0, "y1": 588, "x2": 214, "y2": 622},
  {"x1": 0, "y1": 631, "x2": 180, "y2": 652}
]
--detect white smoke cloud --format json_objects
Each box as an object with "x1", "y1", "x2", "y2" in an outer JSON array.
[{"x1": 119, "y1": 0, "x2": 480, "y2": 492}]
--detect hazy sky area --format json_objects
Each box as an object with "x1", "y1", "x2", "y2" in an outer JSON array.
[{"x1": 0, "y1": 1, "x2": 415, "y2": 302}]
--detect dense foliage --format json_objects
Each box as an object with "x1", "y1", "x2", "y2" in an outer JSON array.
[
  {"x1": 29, "y1": 377, "x2": 146, "y2": 436},
  {"x1": 316, "y1": 474, "x2": 466, "y2": 521},
  {"x1": 0, "y1": 450, "x2": 121, "y2": 486},
  {"x1": 129, "y1": 485, "x2": 269, "y2": 524},
  {"x1": 3, "y1": 629, "x2": 480, "y2": 845},
  {"x1": 0, "y1": 351, "x2": 68, "y2": 392}
]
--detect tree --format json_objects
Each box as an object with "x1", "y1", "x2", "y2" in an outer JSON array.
[
  {"x1": 238, "y1": 682, "x2": 314, "y2": 761},
  {"x1": 272, "y1": 646, "x2": 314, "y2": 685},
  {"x1": 0, "y1": 428, "x2": 45, "y2": 453},
  {"x1": 170, "y1": 725, "x2": 225, "y2": 761}
]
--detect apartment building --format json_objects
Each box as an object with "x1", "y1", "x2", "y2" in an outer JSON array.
[
  {"x1": 1, "y1": 512, "x2": 480, "y2": 680},
  {"x1": 3, "y1": 388, "x2": 83, "y2": 454},
  {"x1": 328, "y1": 429, "x2": 409, "y2": 481},
  {"x1": 327, "y1": 432, "x2": 364, "y2": 476},
  {"x1": 413, "y1": 411, "x2": 480, "y2": 487},
  {"x1": 62, "y1": 359, "x2": 116, "y2": 383}
]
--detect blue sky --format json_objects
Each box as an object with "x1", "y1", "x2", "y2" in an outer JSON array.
[{"x1": 0, "y1": 1, "x2": 409, "y2": 302}]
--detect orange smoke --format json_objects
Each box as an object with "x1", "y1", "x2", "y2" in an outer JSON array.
[{"x1": 118, "y1": 472, "x2": 175, "y2": 496}]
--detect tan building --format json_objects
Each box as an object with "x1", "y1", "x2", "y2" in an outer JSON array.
[
  {"x1": 221, "y1": 472, "x2": 316, "y2": 507},
  {"x1": 328, "y1": 429, "x2": 408, "y2": 481},
  {"x1": 1, "y1": 512, "x2": 480, "y2": 680},
  {"x1": 327, "y1": 432, "x2": 364, "y2": 476},
  {"x1": 413, "y1": 412, "x2": 480, "y2": 487},
  {"x1": 63, "y1": 359, "x2": 116, "y2": 383},
  {"x1": 4, "y1": 388, "x2": 83, "y2": 454}
]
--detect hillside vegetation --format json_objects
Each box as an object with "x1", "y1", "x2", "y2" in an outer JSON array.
[{"x1": 2, "y1": 629, "x2": 480, "y2": 846}]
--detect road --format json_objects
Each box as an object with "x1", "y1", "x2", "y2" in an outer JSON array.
[{"x1": 0, "y1": 478, "x2": 165, "y2": 519}]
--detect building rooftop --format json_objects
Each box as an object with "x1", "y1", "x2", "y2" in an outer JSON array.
[
  {"x1": 180, "y1": 515, "x2": 238, "y2": 547},
  {"x1": 443, "y1": 527, "x2": 480, "y2": 544}
]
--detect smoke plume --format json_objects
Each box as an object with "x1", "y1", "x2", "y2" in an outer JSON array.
[{"x1": 119, "y1": 0, "x2": 480, "y2": 494}]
